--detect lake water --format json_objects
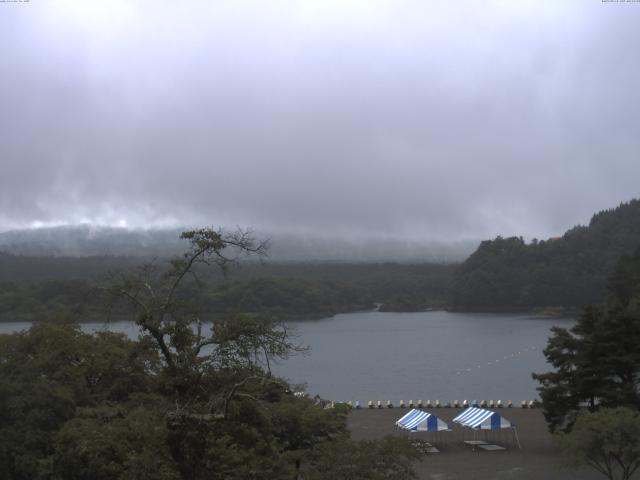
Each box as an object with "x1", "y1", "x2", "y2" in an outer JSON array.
[
  {"x1": 274, "y1": 311, "x2": 572, "y2": 403},
  {"x1": 0, "y1": 311, "x2": 571, "y2": 403}
]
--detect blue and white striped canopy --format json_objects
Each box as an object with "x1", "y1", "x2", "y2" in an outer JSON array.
[
  {"x1": 452, "y1": 407, "x2": 512, "y2": 430},
  {"x1": 396, "y1": 409, "x2": 450, "y2": 432}
]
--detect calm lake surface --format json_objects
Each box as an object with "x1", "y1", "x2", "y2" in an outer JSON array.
[{"x1": 0, "y1": 311, "x2": 572, "y2": 403}]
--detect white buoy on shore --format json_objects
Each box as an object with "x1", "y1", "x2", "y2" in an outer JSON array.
[{"x1": 387, "y1": 400, "x2": 393, "y2": 408}]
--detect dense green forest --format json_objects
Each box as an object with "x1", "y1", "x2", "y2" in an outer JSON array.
[
  {"x1": 0, "y1": 229, "x2": 422, "y2": 480},
  {"x1": 0, "y1": 256, "x2": 455, "y2": 321},
  {"x1": 2, "y1": 199, "x2": 640, "y2": 320},
  {"x1": 451, "y1": 199, "x2": 640, "y2": 312}
]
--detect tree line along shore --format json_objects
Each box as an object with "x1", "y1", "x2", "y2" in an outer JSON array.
[{"x1": 1, "y1": 199, "x2": 639, "y2": 322}]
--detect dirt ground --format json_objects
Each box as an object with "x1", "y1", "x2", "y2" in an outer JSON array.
[{"x1": 347, "y1": 408, "x2": 604, "y2": 480}]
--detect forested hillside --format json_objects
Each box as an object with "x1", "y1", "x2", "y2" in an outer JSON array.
[
  {"x1": 451, "y1": 199, "x2": 640, "y2": 311},
  {"x1": 0, "y1": 257, "x2": 455, "y2": 321},
  {"x1": 4, "y1": 199, "x2": 639, "y2": 319}
]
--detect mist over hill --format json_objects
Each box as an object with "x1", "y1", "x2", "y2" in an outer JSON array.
[{"x1": 0, "y1": 225, "x2": 476, "y2": 263}]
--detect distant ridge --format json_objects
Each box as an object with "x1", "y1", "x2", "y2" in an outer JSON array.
[
  {"x1": 0, "y1": 225, "x2": 476, "y2": 263},
  {"x1": 0, "y1": 225, "x2": 185, "y2": 257},
  {"x1": 451, "y1": 199, "x2": 640, "y2": 311}
]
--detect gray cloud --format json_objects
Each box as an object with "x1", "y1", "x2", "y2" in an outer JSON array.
[{"x1": 1, "y1": 0, "x2": 639, "y2": 241}]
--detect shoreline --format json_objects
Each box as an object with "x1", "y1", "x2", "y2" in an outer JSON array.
[
  {"x1": 348, "y1": 408, "x2": 601, "y2": 480},
  {"x1": 0, "y1": 305, "x2": 580, "y2": 324}
]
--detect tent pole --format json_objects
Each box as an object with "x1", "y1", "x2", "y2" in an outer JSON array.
[{"x1": 513, "y1": 427, "x2": 521, "y2": 449}]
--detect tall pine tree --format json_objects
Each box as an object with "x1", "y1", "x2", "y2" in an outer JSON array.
[{"x1": 533, "y1": 247, "x2": 640, "y2": 432}]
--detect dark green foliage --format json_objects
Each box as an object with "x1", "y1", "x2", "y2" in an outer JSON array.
[
  {"x1": 204, "y1": 277, "x2": 374, "y2": 319},
  {"x1": 452, "y1": 199, "x2": 640, "y2": 311},
  {"x1": 0, "y1": 280, "x2": 100, "y2": 321},
  {"x1": 301, "y1": 436, "x2": 422, "y2": 480},
  {"x1": 533, "y1": 247, "x2": 640, "y2": 432},
  {"x1": 0, "y1": 259, "x2": 455, "y2": 321},
  {"x1": 0, "y1": 319, "x2": 157, "y2": 480},
  {"x1": 0, "y1": 252, "x2": 142, "y2": 282},
  {"x1": 558, "y1": 407, "x2": 640, "y2": 480},
  {"x1": 0, "y1": 229, "x2": 423, "y2": 479},
  {"x1": 53, "y1": 400, "x2": 180, "y2": 480}
]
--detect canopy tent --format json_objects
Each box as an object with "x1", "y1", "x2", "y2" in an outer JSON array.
[
  {"x1": 452, "y1": 407, "x2": 512, "y2": 430},
  {"x1": 396, "y1": 409, "x2": 450, "y2": 432},
  {"x1": 452, "y1": 407, "x2": 521, "y2": 448}
]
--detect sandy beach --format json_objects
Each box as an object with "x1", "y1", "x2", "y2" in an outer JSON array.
[{"x1": 348, "y1": 408, "x2": 604, "y2": 480}]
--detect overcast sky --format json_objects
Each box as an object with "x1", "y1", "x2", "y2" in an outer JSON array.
[{"x1": 1, "y1": 0, "x2": 639, "y2": 241}]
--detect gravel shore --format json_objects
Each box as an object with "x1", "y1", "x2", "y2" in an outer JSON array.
[{"x1": 348, "y1": 408, "x2": 603, "y2": 480}]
